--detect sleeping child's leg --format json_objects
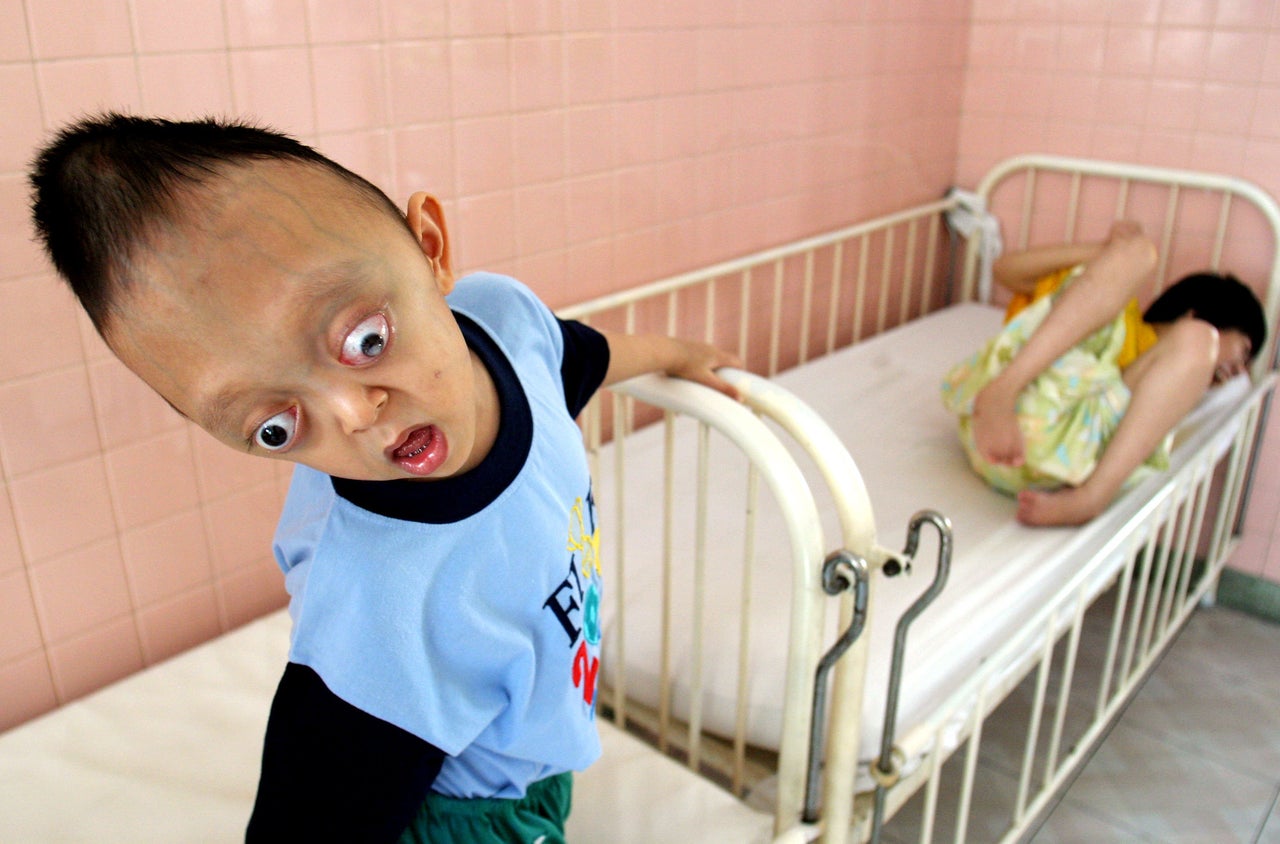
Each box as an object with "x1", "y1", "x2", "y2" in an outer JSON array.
[
  {"x1": 1016, "y1": 317, "x2": 1218, "y2": 526},
  {"x1": 971, "y1": 223, "x2": 1157, "y2": 467}
]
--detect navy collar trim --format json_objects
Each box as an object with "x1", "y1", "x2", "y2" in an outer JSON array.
[{"x1": 329, "y1": 314, "x2": 533, "y2": 524}]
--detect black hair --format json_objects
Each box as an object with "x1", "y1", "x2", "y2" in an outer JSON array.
[
  {"x1": 29, "y1": 112, "x2": 404, "y2": 334},
  {"x1": 1143, "y1": 271, "x2": 1268, "y2": 363}
]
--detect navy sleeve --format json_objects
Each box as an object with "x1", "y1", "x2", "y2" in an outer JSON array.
[
  {"x1": 558, "y1": 318, "x2": 610, "y2": 418},
  {"x1": 246, "y1": 662, "x2": 446, "y2": 843}
]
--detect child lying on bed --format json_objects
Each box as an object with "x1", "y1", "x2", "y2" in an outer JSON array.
[
  {"x1": 29, "y1": 113, "x2": 739, "y2": 843},
  {"x1": 942, "y1": 220, "x2": 1266, "y2": 527}
]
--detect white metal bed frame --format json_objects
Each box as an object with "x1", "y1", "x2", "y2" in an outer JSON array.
[{"x1": 561, "y1": 154, "x2": 1280, "y2": 843}]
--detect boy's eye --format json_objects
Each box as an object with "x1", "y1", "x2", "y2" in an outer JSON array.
[
  {"x1": 341, "y1": 313, "x2": 390, "y2": 365},
  {"x1": 255, "y1": 408, "x2": 297, "y2": 451}
]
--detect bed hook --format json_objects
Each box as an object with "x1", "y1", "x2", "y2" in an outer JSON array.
[
  {"x1": 870, "y1": 509, "x2": 953, "y2": 844},
  {"x1": 802, "y1": 549, "x2": 870, "y2": 824}
]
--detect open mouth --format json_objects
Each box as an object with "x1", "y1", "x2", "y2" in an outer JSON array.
[{"x1": 390, "y1": 425, "x2": 448, "y2": 477}]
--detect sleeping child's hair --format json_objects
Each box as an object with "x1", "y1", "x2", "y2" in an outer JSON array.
[
  {"x1": 1143, "y1": 271, "x2": 1268, "y2": 363},
  {"x1": 29, "y1": 112, "x2": 404, "y2": 335}
]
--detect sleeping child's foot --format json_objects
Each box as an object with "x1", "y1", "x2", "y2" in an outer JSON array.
[
  {"x1": 971, "y1": 381, "x2": 1024, "y2": 466},
  {"x1": 1016, "y1": 485, "x2": 1107, "y2": 527}
]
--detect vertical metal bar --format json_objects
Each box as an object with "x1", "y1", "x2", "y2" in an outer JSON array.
[
  {"x1": 1154, "y1": 184, "x2": 1180, "y2": 294},
  {"x1": 877, "y1": 228, "x2": 894, "y2": 335},
  {"x1": 658, "y1": 411, "x2": 675, "y2": 750},
  {"x1": 732, "y1": 466, "x2": 760, "y2": 794},
  {"x1": 738, "y1": 269, "x2": 753, "y2": 367},
  {"x1": 1158, "y1": 489, "x2": 1195, "y2": 638},
  {"x1": 854, "y1": 234, "x2": 869, "y2": 342},
  {"x1": 704, "y1": 278, "x2": 716, "y2": 346},
  {"x1": 953, "y1": 686, "x2": 987, "y2": 844},
  {"x1": 899, "y1": 220, "x2": 918, "y2": 327},
  {"x1": 769, "y1": 259, "x2": 784, "y2": 376},
  {"x1": 1018, "y1": 169, "x2": 1036, "y2": 250},
  {"x1": 918, "y1": 742, "x2": 945, "y2": 844},
  {"x1": 1168, "y1": 475, "x2": 1201, "y2": 619},
  {"x1": 1065, "y1": 172, "x2": 1081, "y2": 243},
  {"x1": 1119, "y1": 513, "x2": 1161, "y2": 684},
  {"x1": 687, "y1": 422, "x2": 711, "y2": 771},
  {"x1": 1045, "y1": 598, "x2": 1085, "y2": 778},
  {"x1": 1096, "y1": 554, "x2": 1135, "y2": 715},
  {"x1": 1207, "y1": 432, "x2": 1244, "y2": 565},
  {"x1": 1115, "y1": 178, "x2": 1131, "y2": 221},
  {"x1": 1140, "y1": 515, "x2": 1177, "y2": 659},
  {"x1": 826, "y1": 242, "x2": 844, "y2": 355},
  {"x1": 921, "y1": 214, "x2": 940, "y2": 313},
  {"x1": 1211, "y1": 192, "x2": 1232, "y2": 271},
  {"x1": 1016, "y1": 624, "x2": 1056, "y2": 819},
  {"x1": 1177, "y1": 469, "x2": 1212, "y2": 608},
  {"x1": 799, "y1": 250, "x2": 815, "y2": 365}
]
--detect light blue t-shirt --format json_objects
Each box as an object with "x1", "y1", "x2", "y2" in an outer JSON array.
[{"x1": 273, "y1": 273, "x2": 604, "y2": 799}]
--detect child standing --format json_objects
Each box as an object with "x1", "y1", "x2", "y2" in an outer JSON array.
[{"x1": 29, "y1": 114, "x2": 739, "y2": 842}]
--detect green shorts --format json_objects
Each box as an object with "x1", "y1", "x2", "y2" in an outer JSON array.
[{"x1": 398, "y1": 772, "x2": 573, "y2": 844}]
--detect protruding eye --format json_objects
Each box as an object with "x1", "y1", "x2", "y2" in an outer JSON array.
[
  {"x1": 255, "y1": 408, "x2": 297, "y2": 452},
  {"x1": 341, "y1": 313, "x2": 390, "y2": 366}
]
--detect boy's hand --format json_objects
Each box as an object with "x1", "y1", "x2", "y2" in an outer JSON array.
[
  {"x1": 600, "y1": 331, "x2": 743, "y2": 400},
  {"x1": 664, "y1": 339, "x2": 743, "y2": 400}
]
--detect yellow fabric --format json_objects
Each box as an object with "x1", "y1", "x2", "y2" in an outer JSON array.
[{"x1": 1002, "y1": 265, "x2": 1157, "y2": 369}]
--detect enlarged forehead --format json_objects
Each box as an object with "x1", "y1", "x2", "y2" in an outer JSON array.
[{"x1": 100, "y1": 161, "x2": 404, "y2": 410}]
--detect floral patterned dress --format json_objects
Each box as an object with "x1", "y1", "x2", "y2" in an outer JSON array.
[{"x1": 941, "y1": 266, "x2": 1167, "y2": 496}]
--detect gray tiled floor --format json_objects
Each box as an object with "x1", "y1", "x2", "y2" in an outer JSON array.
[
  {"x1": 877, "y1": 602, "x2": 1280, "y2": 843},
  {"x1": 1031, "y1": 605, "x2": 1280, "y2": 844}
]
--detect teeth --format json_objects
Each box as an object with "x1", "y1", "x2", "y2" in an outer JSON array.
[{"x1": 397, "y1": 428, "x2": 432, "y2": 460}]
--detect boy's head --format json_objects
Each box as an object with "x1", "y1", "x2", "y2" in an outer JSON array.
[
  {"x1": 30, "y1": 113, "x2": 417, "y2": 335},
  {"x1": 29, "y1": 114, "x2": 493, "y2": 483},
  {"x1": 1143, "y1": 271, "x2": 1268, "y2": 377}
]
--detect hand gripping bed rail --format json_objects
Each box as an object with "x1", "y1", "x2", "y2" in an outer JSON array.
[{"x1": 870, "y1": 510, "x2": 954, "y2": 844}]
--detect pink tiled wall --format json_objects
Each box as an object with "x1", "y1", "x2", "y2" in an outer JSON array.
[
  {"x1": 7, "y1": 0, "x2": 1280, "y2": 733},
  {"x1": 0, "y1": 1, "x2": 970, "y2": 729},
  {"x1": 955, "y1": 0, "x2": 1280, "y2": 585}
]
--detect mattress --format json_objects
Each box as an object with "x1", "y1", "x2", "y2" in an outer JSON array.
[
  {"x1": 598, "y1": 302, "x2": 1250, "y2": 778},
  {"x1": 0, "y1": 609, "x2": 776, "y2": 844}
]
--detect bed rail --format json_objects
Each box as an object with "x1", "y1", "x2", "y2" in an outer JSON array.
[
  {"x1": 562, "y1": 199, "x2": 956, "y2": 378},
  {"x1": 847, "y1": 373, "x2": 1272, "y2": 844},
  {"x1": 601, "y1": 372, "x2": 828, "y2": 835}
]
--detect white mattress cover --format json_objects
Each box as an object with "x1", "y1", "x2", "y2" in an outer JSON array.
[
  {"x1": 0, "y1": 610, "x2": 775, "y2": 843},
  {"x1": 598, "y1": 302, "x2": 1250, "y2": 779}
]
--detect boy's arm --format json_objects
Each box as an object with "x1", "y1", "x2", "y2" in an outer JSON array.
[
  {"x1": 246, "y1": 662, "x2": 445, "y2": 843},
  {"x1": 599, "y1": 330, "x2": 742, "y2": 399}
]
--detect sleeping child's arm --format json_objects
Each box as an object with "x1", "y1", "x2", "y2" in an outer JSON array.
[
  {"x1": 992, "y1": 221, "x2": 1148, "y2": 296},
  {"x1": 992, "y1": 242, "x2": 1103, "y2": 294}
]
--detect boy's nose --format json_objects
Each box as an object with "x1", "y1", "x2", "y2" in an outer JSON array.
[{"x1": 329, "y1": 384, "x2": 388, "y2": 434}]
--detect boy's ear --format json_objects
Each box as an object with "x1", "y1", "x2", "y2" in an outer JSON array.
[{"x1": 406, "y1": 192, "x2": 454, "y2": 293}]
